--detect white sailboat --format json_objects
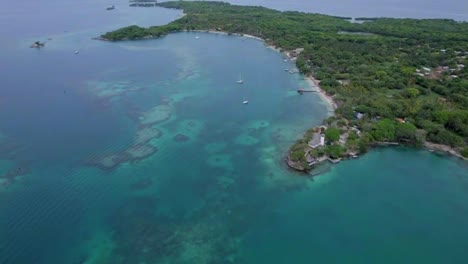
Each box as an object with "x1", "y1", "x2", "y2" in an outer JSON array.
[
  {"x1": 237, "y1": 73, "x2": 244, "y2": 84},
  {"x1": 243, "y1": 98, "x2": 249, "y2": 104}
]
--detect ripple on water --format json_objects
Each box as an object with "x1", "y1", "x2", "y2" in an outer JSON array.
[
  {"x1": 207, "y1": 154, "x2": 233, "y2": 171},
  {"x1": 244, "y1": 119, "x2": 270, "y2": 132},
  {"x1": 96, "y1": 192, "x2": 242, "y2": 264},
  {"x1": 269, "y1": 124, "x2": 304, "y2": 145},
  {"x1": 286, "y1": 90, "x2": 299, "y2": 97},
  {"x1": 0, "y1": 159, "x2": 29, "y2": 192},
  {"x1": 169, "y1": 90, "x2": 199, "y2": 104},
  {"x1": 173, "y1": 46, "x2": 200, "y2": 81},
  {"x1": 204, "y1": 142, "x2": 228, "y2": 154},
  {"x1": 0, "y1": 159, "x2": 14, "y2": 175},
  {"x1": 234, "y1": 134, "x2": 259, "y2": 146},
  {"x1": 177, "y1": 119, "x2": 205, "y2": 139},
  {"x1": 86, "y1": 80, "x2": 143, "y2": 99},
  {"x1": 217, "y1": 174, "x2": 236, "y2": 190},
  {"x1": 75, "y1": 230, "x2": 116, "y2": 264},
  {"x1": 173, "y1": 133, "x2": 190, "y2": 143}
]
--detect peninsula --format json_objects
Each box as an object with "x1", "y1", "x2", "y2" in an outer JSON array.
[{"x1": 101, "y1": 1, "x2": 468, "y2": 172}]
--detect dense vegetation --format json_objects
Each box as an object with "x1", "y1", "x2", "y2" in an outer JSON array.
[{"x1": 102, "y1": 1, "x2": 468, "y2": 158}]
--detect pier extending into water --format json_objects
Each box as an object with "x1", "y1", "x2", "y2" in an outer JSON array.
[{"x1": 297, "y1": 88, "x2": 318, "y2": 95}]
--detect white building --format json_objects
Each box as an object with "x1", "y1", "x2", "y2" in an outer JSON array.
[{"x1": 308, "y1": 133, "x2": 325, "y2": 149}]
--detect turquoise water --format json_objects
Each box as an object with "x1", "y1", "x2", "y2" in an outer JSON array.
[{"x1": 1, "y1": 1, "x2": 468, "y2": 263}]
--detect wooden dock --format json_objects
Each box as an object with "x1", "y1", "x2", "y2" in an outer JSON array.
[{"x1": 297, "y1": 88, "x2": 318, "y2": 95}]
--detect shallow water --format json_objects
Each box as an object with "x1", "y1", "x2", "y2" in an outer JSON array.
[{"x1": 1, "y1": 0, "x2": 468, "y2": 263}]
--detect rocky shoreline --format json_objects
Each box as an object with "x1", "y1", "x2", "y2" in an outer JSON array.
[
  {"x1": 286, "y1": 124, "x2": 467, "y2": 173},
  {"x1": 424, "y1": 142, "x2": 467, "y2": 160}
]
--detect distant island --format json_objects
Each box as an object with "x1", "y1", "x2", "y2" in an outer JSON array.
[
  {"x1": 129, "y1": 0, "x2": 158, "y2": 7},
  {"x1": 100, "y1": 1, "x2": 468, "y2": 172}
]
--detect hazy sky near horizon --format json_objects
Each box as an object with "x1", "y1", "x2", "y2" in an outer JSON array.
[{"x1": 200, "y1": 0, "x2": 468, "y2": 20}]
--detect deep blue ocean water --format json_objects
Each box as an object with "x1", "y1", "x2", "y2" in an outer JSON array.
[{"x1": 1, "y1": 0, "x2": 467, "y2": 263}]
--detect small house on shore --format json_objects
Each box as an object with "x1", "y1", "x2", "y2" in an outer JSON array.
[
  {"x1": 395, "y1": 118, "x2": 406, "y2": 123},
  {"x1": 306, "y1": 154, "x2": 317, "y2": 166},
  {"x1": 355, "y1": 112, "x2": 364, "y2": 120},
  {"x1": 308, "y1": 132, "x2": 325, "y2": 149}
]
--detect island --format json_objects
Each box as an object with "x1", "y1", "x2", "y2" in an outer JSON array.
[
  {"x1": 100, "y1": 1, "x2": 468, "y2": 172},
  {"x1": 129, "y1": 0, "x2": 158, "y2": 7},
  {"x1": 30, "y1": 41, "x2": 45, "y2": 48}
]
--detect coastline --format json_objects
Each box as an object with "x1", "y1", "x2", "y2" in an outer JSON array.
[
  {"x1": 97, "y1": 29, "x2": 338, "y2": 114},
  {"x1": 97, "y1": 31, "x2": 467, "y2": 168},
  {"x1": 182, "y1": 29, "x2": 264, "y2": 41},
  {"x1": 178, "y1": 29, "x2": 339, "y2": 113},
  {"x1": 304, "y1": 75, "x2": 337, "y2": 113},
  {"x1": 424, "y1": 142, "x2": 467, "y2": 160},
  {"x1": 191, "y1": 30, "x2": 339, "y2": 112}
]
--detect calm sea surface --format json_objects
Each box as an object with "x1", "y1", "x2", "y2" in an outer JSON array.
[
  {"x1": 212, "y1": 0, "x2": 468, "y2": 20},
  {"x1": 0, "y1": 0, "x2": 467, "y2": 263}
]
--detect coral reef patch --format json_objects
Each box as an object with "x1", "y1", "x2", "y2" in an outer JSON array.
[{"x1": 173, "y1": 134, "x2": 190, "y2": 142}]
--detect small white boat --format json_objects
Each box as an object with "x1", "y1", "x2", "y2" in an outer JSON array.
[
  {"x1": 106, "y1": 5, "x2": 115, "y2": 10},
  {"x1": 243, "y1": 100, "x2": 249, "y2": 104},
  {"x1": 195, "y1": 36, "x2": 200, "y2": 39},
  {"x1": 237, "y1": 73, "x2": 244, "y2": 84},
  {"x1": 283, "y1": 59, "x2": 288, "y2": 62},
  {"x1": 74, "y1": 50, "x2": 79, "y2": 54},
  {"x1": 284, "y1": 68, "x2": 289, "y2": 71}
]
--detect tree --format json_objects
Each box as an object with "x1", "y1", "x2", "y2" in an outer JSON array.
[
  {"x1": 358, "y1": 133, "x2": 373, "y2": 153},
  {"x1": 432, "y1": 110, "x2": 450, "y2": 125},
  {"x1": 371, "y1": 119, "x2": 396, "y2": 142},
  {"x1": 291, "y1": 149, "x2": 305, "y2": 161},
  {"x1": 325, "y1": 127, "x2": 340, "y2": 142},
  {"x1": 406, "y1": 87, "x2": 420, "y2": 98},
  {"x1": 461, "y1": 148, "x2": 468, "y2": 158},
  {"x1": 446, "y1": 110, "x2": 468, "y2": 137},
  {"x1": 427, "y1": 128, "x2": 463, "y2": 147},
  {"x1": 395, "y1": 122, "x2": 417, "y2": 143},
  {"x1": 348, "y1": 130, "x2": 359, "y2": 141},
  {"x1": 325, "y1": 145, "x2": 346, "y2": 159}
]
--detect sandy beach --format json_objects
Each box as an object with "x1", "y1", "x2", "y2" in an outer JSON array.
[
  {"x1": 261, "y1": 41, "x2": 338, "y2": 113},
  {"x1": 227, "y1": 32, "x2": 338, "y2": 112},
  {"x1": 304, "y1": 76, "x2": 338, "y2": 113},
  {"x1": 186, "y1": 30, "x2": 340, "y2": 112},
  {"x1": 188, "y1": 30, "x2": 265, "y2": 42}
]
